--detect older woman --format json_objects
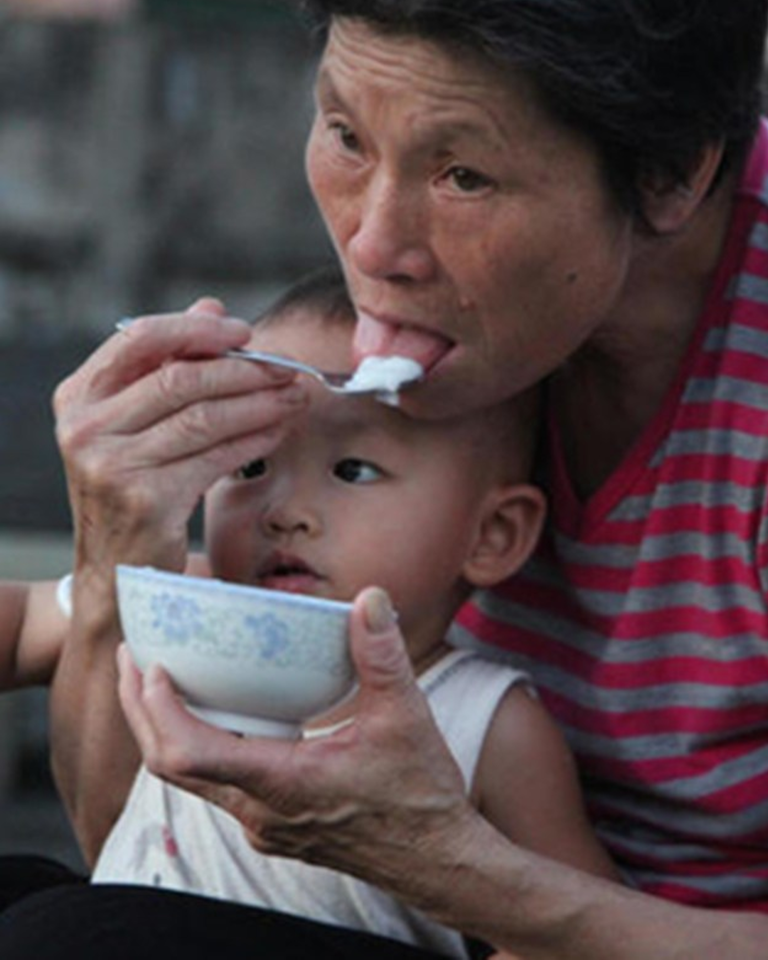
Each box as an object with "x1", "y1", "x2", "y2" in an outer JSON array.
[{"x1": 1, "y1": 1, "x2": 767, "y2": 958}]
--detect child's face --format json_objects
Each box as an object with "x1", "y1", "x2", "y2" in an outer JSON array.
[{"x1": 204, "y1": 308, "x2": 532, "y2": 660}]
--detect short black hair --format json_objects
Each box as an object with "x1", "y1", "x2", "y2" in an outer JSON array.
[
  {"x1": 258, "y1": 262, "x2": 353, "y2": 325},
  {"x1": 298, "y1": 0, "x2": 768, "y2": 225}
]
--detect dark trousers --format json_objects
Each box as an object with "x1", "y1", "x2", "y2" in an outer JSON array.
[
  {"x1": 0, "y1": 854, "x2": 86, "y2": 913},
  {"x1": 0, "y1": 855, "x2": 453, "y2": 959}
]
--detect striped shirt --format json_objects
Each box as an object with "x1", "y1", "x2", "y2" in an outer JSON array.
[{"x1": 453, "y1": 119, "x2": 768, "y2": 911}]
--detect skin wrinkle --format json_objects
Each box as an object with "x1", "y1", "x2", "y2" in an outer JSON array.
[
  {"x1": 315, "y1": 30, "x2": 593, "y2": 204},
  {"x1": 308, "y1": 20, "x2": 635, "y2": 425}
]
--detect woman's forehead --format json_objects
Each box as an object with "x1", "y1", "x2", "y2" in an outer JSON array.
[{"x1": 317, "y1": 18, "x2": 527, "y2": 138}]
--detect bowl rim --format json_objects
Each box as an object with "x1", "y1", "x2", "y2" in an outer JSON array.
[{"x1": 116, "y1": 564, "x2": 354, "y2": 615}]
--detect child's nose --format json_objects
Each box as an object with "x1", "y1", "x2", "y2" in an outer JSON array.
[{"x1": 261, "y1": 493, "x2": 320, "y2": 537}]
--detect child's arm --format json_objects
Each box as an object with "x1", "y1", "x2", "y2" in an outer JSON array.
[
  {"x1": 473, "y1": 683, "x2": 620, "y2": 883},
  {"x1": 0, "y1": 578, "x2": 69, "y2": 690},
  {"x1": 469, "y1": 683, "x2": 619, "y2": 960}
]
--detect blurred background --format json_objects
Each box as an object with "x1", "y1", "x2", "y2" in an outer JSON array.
[{"x1": 0, "y1": 0, "x2": 332, "y2": 872}]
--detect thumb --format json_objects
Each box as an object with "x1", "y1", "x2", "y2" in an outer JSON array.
[
  {"x1": 349, "y1": 587, "x2": 415, "y2": 696},
  {"x1": 186, "y1": 296, "x2": 228, "y2": 317}
]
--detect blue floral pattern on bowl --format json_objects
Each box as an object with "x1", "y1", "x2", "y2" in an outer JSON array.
[
  {"x1": 150, "y1": 593, "x2": 204, "y2": 644},
  {"x1": 117, "y1": 566, "x2": 354, "y2": 683}
]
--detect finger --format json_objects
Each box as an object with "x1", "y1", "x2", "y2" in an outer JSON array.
[
  {"x1": 86, "y1": 353, "x2": 304, "y2": 439},
  {"x1": 57, "y1": 310, "x2": 256, "y2": 412},
  {"x1": 74, "y1": 425, "x2": 286, "y2": 552},
  {"x1": 126, "y1": 392, "x2": 306, "y2": 474},
  {"x1": 119, "y1": 297, "x2": 228, "y2": 328},
  {"x1": 117, "y1": 646, "x2": 263, "y2": 817},
  {"x1": 347, "y1": 587, "x2": 446, "y2": 748},
  {"x1": 117, "y1": 644, "x2": 161, "y2": 759},
  {"x1": 116, "y1": 308, "x2": 251, "y2": 361},
  {"x1": 117, "y1": 648, "x2": 205, "y2": 782},
  {"x1": 350, "y1": 586, "x2": 416, "y2": 698},
  {"x1": 55, "y1": 360, "x2": 307, "y2": 511},
  {"x1": 185, "y1": 297, "x2": 227, "y2": 317},
  {"x1": 127, "y1": 652, "x2": 289, "y2": 788}
]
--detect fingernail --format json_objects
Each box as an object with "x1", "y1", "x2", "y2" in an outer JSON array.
[{"x1": 363, "y1": 587, "x2": 397, "y2": 634}]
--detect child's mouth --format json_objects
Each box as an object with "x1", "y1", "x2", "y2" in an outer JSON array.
[{"x1": 256, "y1": 555, "x2": 323, "y2": 595}]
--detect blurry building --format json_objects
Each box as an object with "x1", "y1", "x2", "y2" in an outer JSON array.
[
  {"x1": 0, "y1": 0, "x2": 331, "y2": 531},
  {"x1": 0, "y1": 1, "x2": 331, "y2": 867}
]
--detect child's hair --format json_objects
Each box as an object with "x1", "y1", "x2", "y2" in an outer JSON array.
[
  {"x1": 257, "y1": 263, "x2": 354, "y2": 327},
  {"x1": 254, "y1": 262, "x2": 541, "y2": 484}
]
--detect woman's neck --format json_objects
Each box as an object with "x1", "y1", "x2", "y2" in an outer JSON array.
[{"x1": 551, "y1": 183, "x2": 736, "y2": 500}]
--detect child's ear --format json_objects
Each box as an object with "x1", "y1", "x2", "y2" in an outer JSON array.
[{"x1": 462, "y1": 484, "x2": 547, "y2": 588}]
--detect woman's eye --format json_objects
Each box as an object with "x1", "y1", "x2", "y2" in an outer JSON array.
[
  {"x1": 333, "y1": 459, "x2": 382, "y2": 484},
  {"x1": 331, "y1": 121, "x2": 360, "y2": 153},
  {"x1": 235, "y1": 459, "x2": 268, "y2": 480},
  {"x1": 446, "y1": 166, "x2": 494, "y2": 193}
]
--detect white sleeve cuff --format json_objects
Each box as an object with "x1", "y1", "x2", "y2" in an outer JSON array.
[{"x1": 56, "y1": 573, "x2": 73, "y2": 618}]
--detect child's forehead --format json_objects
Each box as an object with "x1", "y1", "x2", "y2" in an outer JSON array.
[
  {"x1": 249, "y1": 308, "x2": 398, "y2": 431},
  {"x1": 247, "y1": 305, "x2": 521, "y2": 467}
]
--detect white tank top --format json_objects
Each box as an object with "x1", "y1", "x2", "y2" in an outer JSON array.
[{"x1": 93, "y1": 649, "x2": 530, "y2": 958}]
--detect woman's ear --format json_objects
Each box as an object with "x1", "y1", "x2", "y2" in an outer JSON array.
[
  {"x1": 641, "y1": 141, "x2": 725, "y2": 234},
  {"x1": 462, "y1": 483, "x2": 547, "y2": 589}
]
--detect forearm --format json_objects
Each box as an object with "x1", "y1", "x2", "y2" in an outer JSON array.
[
  {"x1": 49, "y1": 565, "x2": 139, "y2": 867},
  {"x1": 0, "y1": 579, "x2": 70, "y2": 691},
  {"x1": 0, "y1": 581, "x2": 30, "y2": 690},
  {"x1": 413, "y1": 812, "x2": 768, "y2": 960},
  {"x1": 14, "y1": 579, "x2": 71, "y2": 686},
  {"x1": 118, "y1": 592, "x2": 768, "y2": 959}
]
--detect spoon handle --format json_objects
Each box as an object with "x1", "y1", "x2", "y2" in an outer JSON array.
[{"x1": 225, "y1": 348, "x2": 321, "y2": 379}]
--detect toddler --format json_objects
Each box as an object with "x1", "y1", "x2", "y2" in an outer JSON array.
[{"x1": 96, "y1": 266, "x2": 618, "y2": 958}]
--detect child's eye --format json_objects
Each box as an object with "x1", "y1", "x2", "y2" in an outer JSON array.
[
  {"x1": 333, "y1": 458, "x2": 383, "y2": 484},
  {"x1": 235, "y1": 459, "x2": 268, "y2": 480}
]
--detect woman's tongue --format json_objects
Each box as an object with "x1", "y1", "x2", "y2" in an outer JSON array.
[{"x1": 352, "y1": 310, "x2": 452, "y2": 373}]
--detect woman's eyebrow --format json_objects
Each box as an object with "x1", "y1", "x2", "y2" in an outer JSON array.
[{"x1": 314, "y1": 67, "x2": 345, "y2": 108}]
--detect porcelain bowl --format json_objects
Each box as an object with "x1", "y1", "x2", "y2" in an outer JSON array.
[{"x1": 116, "y1": 565, "x2": 355, "y2": 738}]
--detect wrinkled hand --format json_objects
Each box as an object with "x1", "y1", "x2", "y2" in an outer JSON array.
[
  {"x1": 54, "y1": 299, "x2": 307, "y2": 583},
  {"x1": 117, "y1": 585, "x2": 474, "y2": 902},
  {"x1": 49, "y1": 300, "x2": 310, "y2": 859}
]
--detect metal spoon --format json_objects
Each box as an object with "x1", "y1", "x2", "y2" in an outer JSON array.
[
  {"x1": 116, "y1": 318, "x2": 422, "y2": 402},
  {"x1": 227, "y1": 349, "x2": 424, "y2": 405},
  {"x1": 226, "y1": 347, "x2": 372, "y2": 395}
]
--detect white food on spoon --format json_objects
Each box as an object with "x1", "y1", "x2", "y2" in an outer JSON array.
[{"x1": 343, "y1": 355, "x2": 424, "y2": 406}]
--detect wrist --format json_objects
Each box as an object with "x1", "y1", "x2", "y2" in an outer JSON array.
[{"x1": 67, "y1": 558, "x2": 121, "y2": 642}]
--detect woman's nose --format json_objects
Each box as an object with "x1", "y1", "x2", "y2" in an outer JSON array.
[{"x1": 348, "y1": 176, "x2": 436, "y2": 283}]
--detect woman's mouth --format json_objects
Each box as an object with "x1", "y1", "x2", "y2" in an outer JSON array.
[{"x1": 352, "y1": 310, "x2": 454, "y2": 375}]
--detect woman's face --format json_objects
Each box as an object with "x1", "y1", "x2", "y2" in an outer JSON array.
[{"x1": 306, "y1": 18, "x2": 636, "y2": 418}]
